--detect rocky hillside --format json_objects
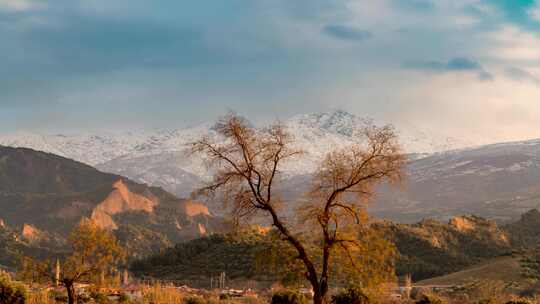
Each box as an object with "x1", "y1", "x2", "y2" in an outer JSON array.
[
  {"x1": 505, "y1": 209, "x2": 540, "y2": 248},
  {"x1": 0, "y1": 220, "x2": 57, "y2": 270},
  {"x1": 375, "y1": 215, "x2": 512, "y2": 281},
  {"x1": 0, "y1": 146, "x2": 226, "y2": 260}
]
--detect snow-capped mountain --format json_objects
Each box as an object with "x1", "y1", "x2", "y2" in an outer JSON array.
[
  {"x1": 0, "y1": 110, "x2": 476, "y2": 197},
  {"x1": 372, "y1": 137, "x2": 540, "y2": 222}
]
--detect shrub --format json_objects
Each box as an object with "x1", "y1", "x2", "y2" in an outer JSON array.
[
  {"x1": 476, "y1": 299, "x2": 497, "y2": 304},
  {"x1": 271, "y1": 290, "x2": 308, "y2": 304},
  {"x1": 118, "y1": 292, "x2": 130, "y2": 303},
  {"x1": 49, "y1": 289, "x2": 68, "y2": 303},
  {"x1": 27, "y1": 289, "x2": 55, "y2": 304},
  {"x1": 0, "y1": 271, "x2": 27, "y2": 304},
  {"x1": 143, "y1": 284, "x2": 184, "y2": 303},
  {"x1": 185, "y1": 296, "x2": 207, "y2": 304},
  {"x1": 331, "y1": 287, "x2": 372, "y2": 304},
  {"x1": 90, "y1": 292, "x2": 111, "y2": 304},
  {"x1": 415, "y1": 294, "x2": 445, "y2": 304}
]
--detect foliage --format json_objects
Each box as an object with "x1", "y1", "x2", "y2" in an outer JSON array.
[
  {"x1": 142, "y1": 283, "x2": 185, "y2": 304},
  {"x1": 18, "y1": 218, "x2": 126, "y2": 304},
  {"x1": 27, "y1": 289, "x2": 55, "y2": 304},
  {"x1": 0, "y1": 271, "x2": 27, "y2": 304},
  {"x1": 184, "y1": 296, "x2": 207, "y2": 304},
  {"x1": 520, "y1": 247, "x2": 540, "y2": 281},
  {"x1": 377, "y1": 217, "x2": 512, "y2": 281},
  {"x1": 90, "y1": 291, "x2": 111, "y2": 304},
  {"x1": 131, "y1": 229, "x2": 271, "y2": 286},
  {"x1": 415, "y1": 294, "x2": 446, "y2": 304},
  {"x1": 330, "y1": 287, "x2": 373, "y2": 304},
  {"x1": 271, "y1": 290, "x2": 308, "y2": 304},
  {"x1": 118, "y1": 292, "x2": 130, "y2": 303},
  {"x1": 257, "y1": 226, "x2": 396, "y2": 289},
  {"x1": 475, "y1": 300, "x2": 497, "y2": 304}
]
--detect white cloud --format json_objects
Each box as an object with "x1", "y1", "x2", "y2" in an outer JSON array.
[
  {"x1": 0, "y1": 0, "x2": 43, "y2": 12},
  {"x1": 487, "y1": 26, "x2": 540, "y2": 62},
  {"x1": 528, "y1": 5, "x2": 540, "y2": 22}
]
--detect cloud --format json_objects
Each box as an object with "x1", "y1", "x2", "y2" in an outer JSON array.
[
  {"x1": 505, "y1": 67, "x2": 540, "y2": 85},
  {"x1": 486, "y1": 26, "x2": 540, "y2": 61},
  {"x1": 485, "y1": 0, "x2": 540, "y2": 32},
  {"x1": 322, "y1": 25, "x2": 372, "y2": 41},
  {"x1": 529, "y1": 5, "x2": 540, "y2": 22},
  {"x1": 0, "y1": 0, "x2": 42, "y2": 12},
  {"x1": 2, "y1": 0, "x2": 540, "y2": 144},
  {"x1": 391, "y1": 0, "x2": 434, "y2": 12},
  {"x1": 405, "y1": 57, "x2": 493, "y2": 80}
]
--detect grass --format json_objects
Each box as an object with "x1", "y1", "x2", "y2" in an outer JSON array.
[
  {"x1": 27, "y1": 289, "x2": 55, "y2": 304},
  {"x1": 141, "y1": 283, "x2": 187, "y2": 304}
]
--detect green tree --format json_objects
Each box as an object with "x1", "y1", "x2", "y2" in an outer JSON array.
[
  {"x1": 18, "y1": 218, "x2": 125, "y2": 304},
  {"x1": 521, "y1": 247, "x2": 540, "y2": 281},
  {"x1": 191, "y1": 113, "x2": 404, "y2": 304},
  {"x1": 0, "y1": 271, "x2": 27, "y2": 304}
]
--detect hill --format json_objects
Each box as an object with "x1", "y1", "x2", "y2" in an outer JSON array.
[
  {"x1": 0, "y1": 146, "x2": 227, "y2": 262},
  {"x1": 131, "y1": 214, "x2": 518, "y2": 284},
  {"x1": 373, "y1": 140, "x2": 540, "y2": 222},
  {"x1": 130, "y1": 229, "x2": 273, "y2": 288},
  {"x1": 417, "y1": 256, "x2": 522, "y2": 286},
  {"x1": 505, "y1": 209, "x2": 540, "y2": 248},
  {"x1": 0, "y1": 221, "x2": 58, "y2": 269},
  {"x1": 375, "y1": 215, "x2": 511, "y2": 281}
]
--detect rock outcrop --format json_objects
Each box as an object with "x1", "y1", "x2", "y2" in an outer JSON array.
[
  {"x1": 21, "y1": 224, "x2": 42, "y2": 242},
  {"x1": 91, "y1": 180, "x2": 158, "y2": 230},
  {"x1": 179, "y1": 200, "x2": 210, "y2": 217}
]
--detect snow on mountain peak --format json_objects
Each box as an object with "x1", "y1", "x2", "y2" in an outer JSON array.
[
  {"x1": 288, "y1": 110, "x2": 367, "y2": 137},
  {"x1": 0, "y1": 111, "x2": 483, "y2": 197}
]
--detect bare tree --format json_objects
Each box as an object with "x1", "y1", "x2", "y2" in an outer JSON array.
[{"x1": 191, "y1": 113, "x2": 404, "y2": 304}]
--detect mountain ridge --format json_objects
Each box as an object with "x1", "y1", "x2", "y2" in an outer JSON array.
[{"x1": 0, "y1": 145, "x2": 226, "y2": 260}]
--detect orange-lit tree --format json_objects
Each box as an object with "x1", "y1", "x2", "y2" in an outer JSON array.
[
  {"x1": 19, "y1": 219, "x2": 125, "y2": 304},
  {"x1": 191, "y1": 113, "x2": 404, "y2": 304}
]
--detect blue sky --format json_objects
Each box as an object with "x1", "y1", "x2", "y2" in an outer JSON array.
[{"x1": 2, "y1": 0, "x2": 540, "y2": 143}]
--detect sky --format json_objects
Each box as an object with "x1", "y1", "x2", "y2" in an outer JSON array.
[{"x1": 2, "y1": 0, "x2": 540, "y2": 144}]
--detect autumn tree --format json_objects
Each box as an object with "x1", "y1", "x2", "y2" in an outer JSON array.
[
  {"x1": 191, "y1": 113, "x2": 404, "y2": 304},
  {"x1": 19, "y1": 218, "x2": 125, "y2": 304}
]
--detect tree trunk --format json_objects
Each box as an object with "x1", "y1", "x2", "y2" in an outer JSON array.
[
  {"x1": 312, "y1": 289, "x2": 324, "y2": 304},
  {"x1": 309, "y1": 279, "x2": 329, "y2": 304},
  {"x1": 65, "y1": 281, "x2": 77, "y2": 304}
]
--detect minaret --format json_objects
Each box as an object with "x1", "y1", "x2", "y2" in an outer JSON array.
[
  {"x1": 55, "y1": 259, "x2": 60, "y2": 286},
  {"x1": 403, "y1": 274, "x2": 412, "y2": 299}
]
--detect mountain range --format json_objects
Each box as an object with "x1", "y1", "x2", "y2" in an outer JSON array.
[
  {"x1": 3, "y1": 143, "x2": 540, "y2": 285},
  {"x1": 0, "y1": 146, "x2": 226, "y2": 268},
  {"x1": 3, "y1": 110, "x2": 540, "y2": 222},
  {"x1": 373, "y1": 138, "x2": 540, "y2": 222},
  {"x1": 0, "y1": 110, "x2": 477, "y2": 197}
]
